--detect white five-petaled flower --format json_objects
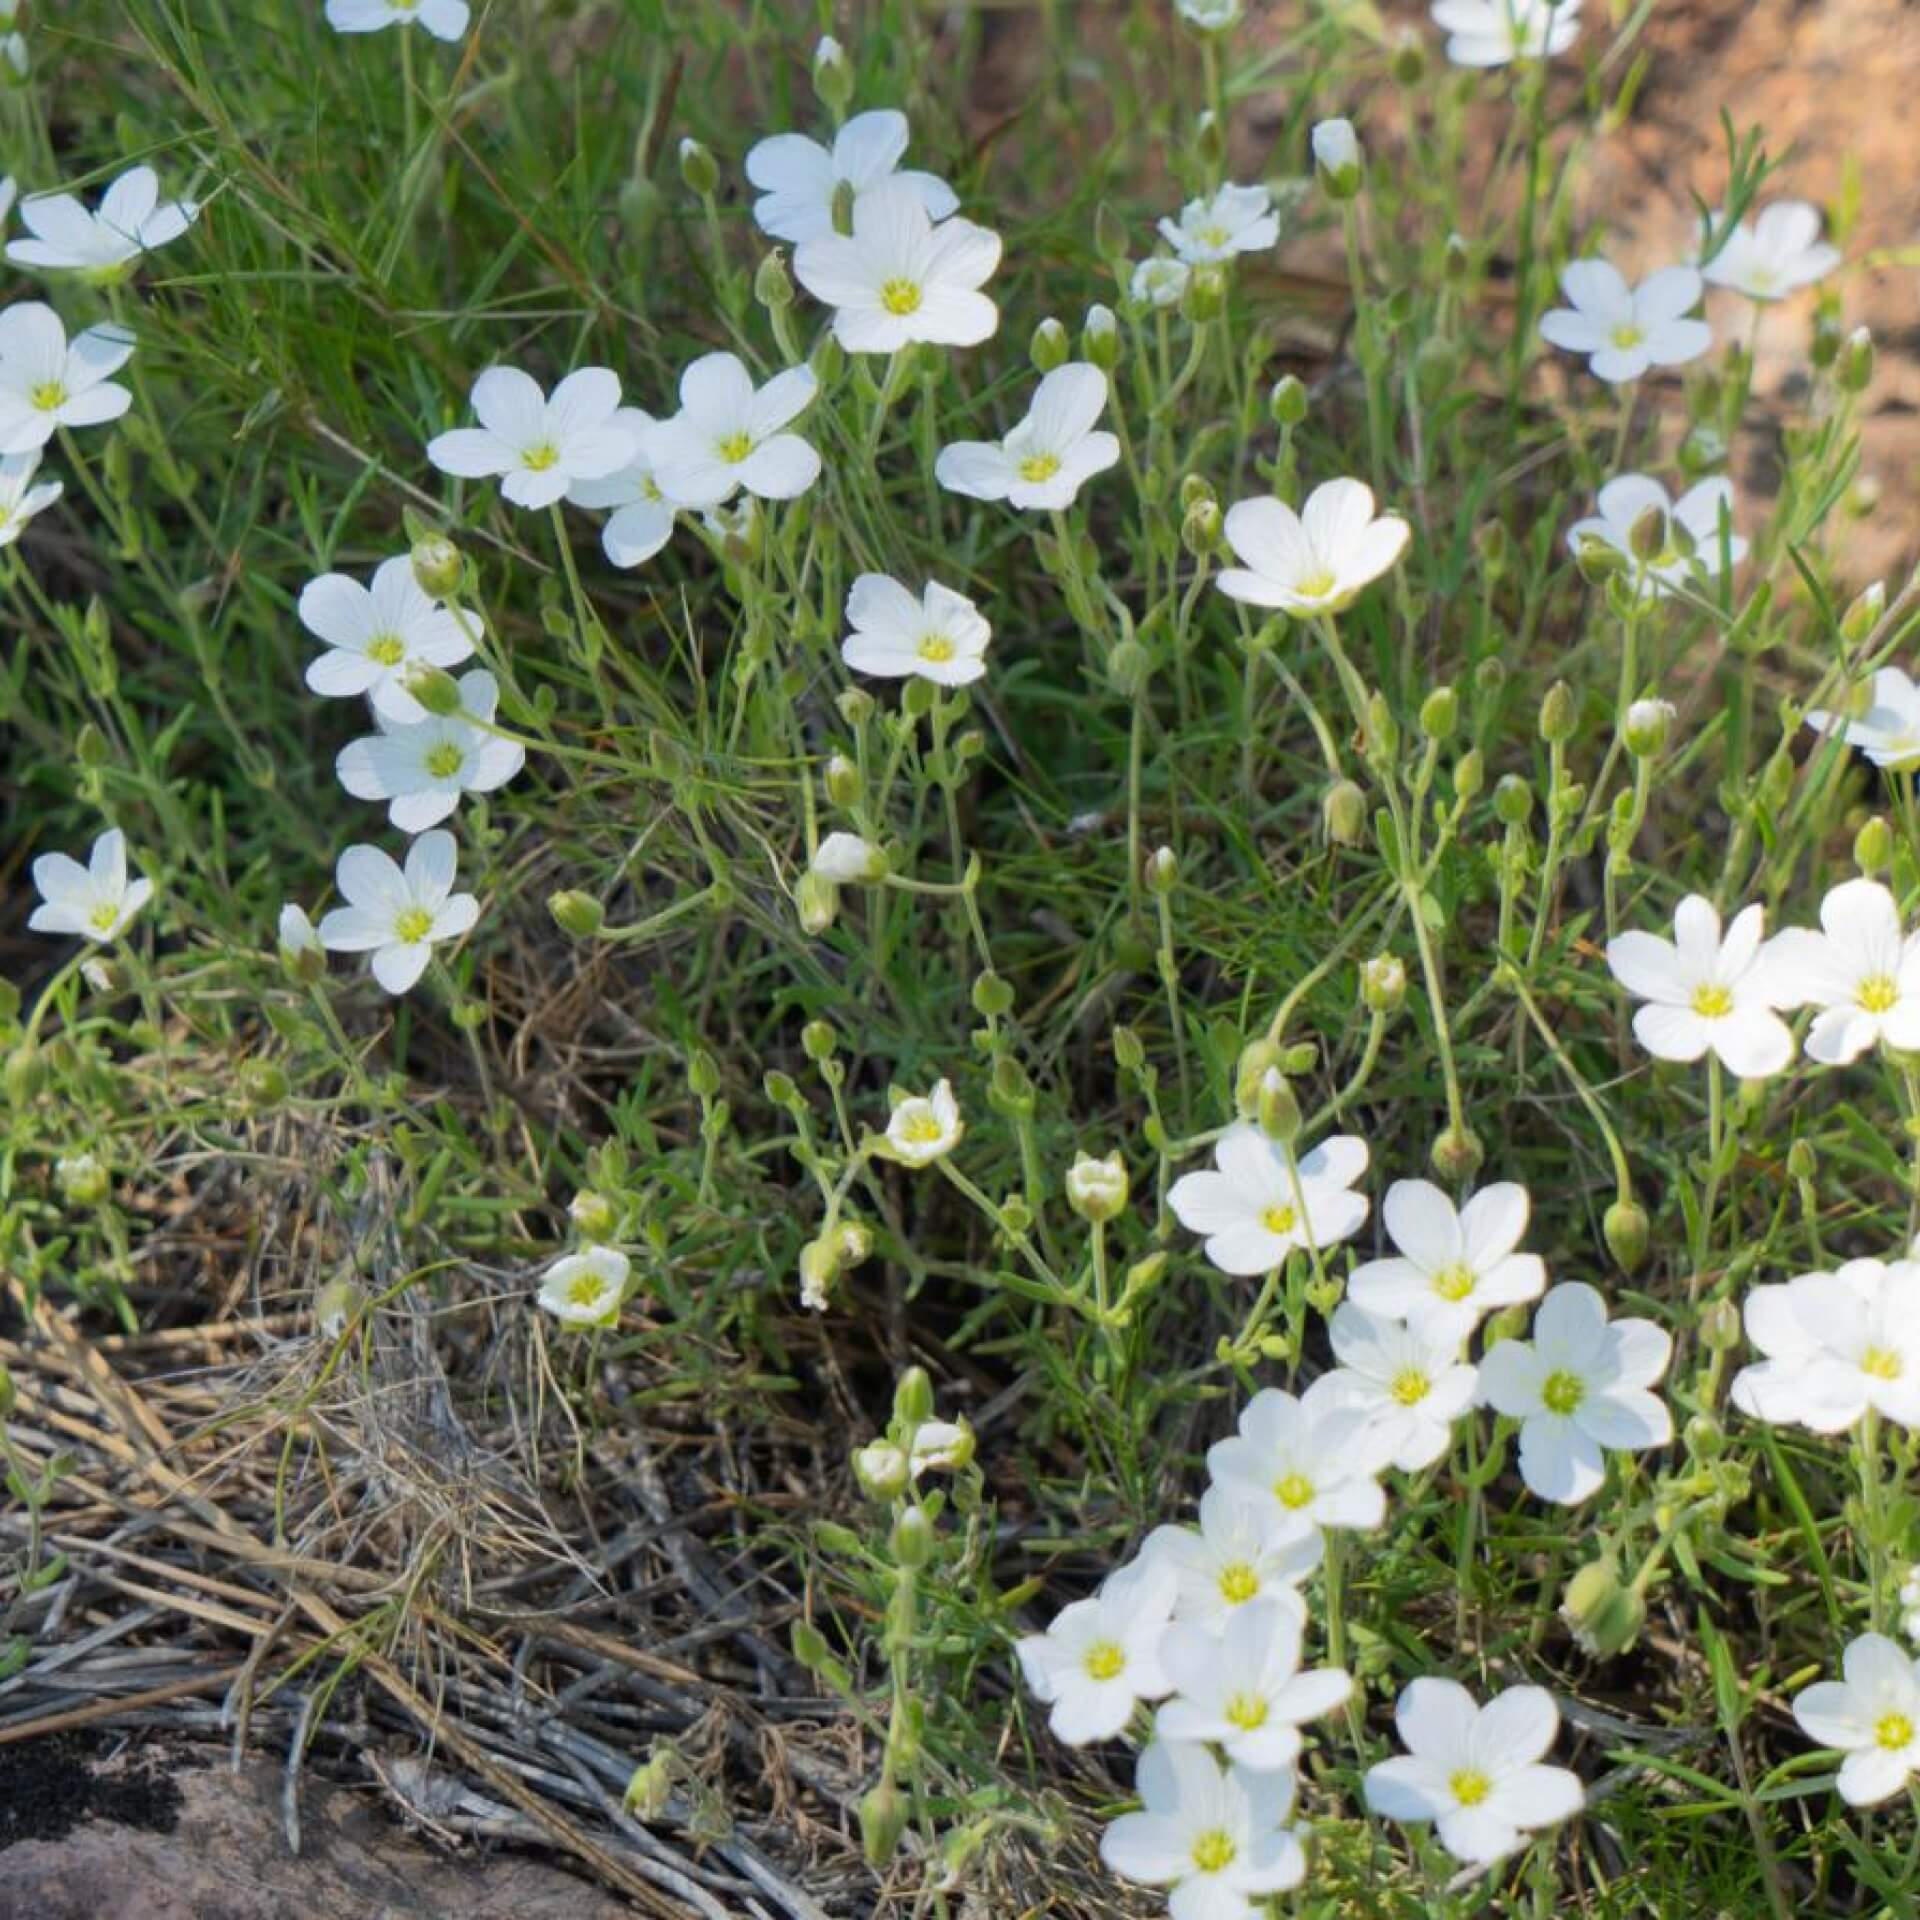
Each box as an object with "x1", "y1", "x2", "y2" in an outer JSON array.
[
  {"x1": 1806, "y1": 667, "x2": 1920, "y2": 772},
  {"x1": 1730, "y1": 1258, "x2": 1920, "y2": 1432},
  {"x1": 1767, "y1": 878, "x2": 1920, "y2": 1066},
  {"x1": 565, "y1": 406, "x2": 676, "y2": 569},
  {"x1": 1430, "y1": 0, "x2": 1581, "y2": 68},
  {"x1": 642, "y1": 353, "x2": 821, "y2": 509},
  {"x1": 1207, "y1": 1376, "x2": 1394, "y2": 1532},
  {"x1": 335, "y1": 669, "x2": 526, "y2": 832},
  {"x1": 1320, "y1": 1305, "x2": 1479, "y2": 1472},
  {"x1": 1167, "y1": 1122, "x2": 1369, "y2": 1276},
  {"x1": 1216, "y1": 478, "x2": 1411, "y2": 618},
  {"x1": 1100, "y1": 1741, "x2": 1306, "y2": 1918},
  {"x1": 810, "y1": 832, "x2": 886, "y2": 884},
  {"x1": 6, "y1": 166, "x2": 200, "y2": 277},
  {"x1": 1130, "y1": 256, "x2": 1192, "y2": 309},
  {"x1": 1566, "y1": 474, "x2": 1746, "y2": 601},
  {"x1": 0, "y1": 447, "x2": 59, "y2": 547},
  {"x1": 1538, "y1": 260, "x2": 1711, "y2": 384},
  {"x1": 299, "y1": 555, "x2": 480, "y2": 723},
  {"x1": 1156, "y1": 1600, "x2": 1353, "y2": 1774},
  {"x1": 1475, "y1": 1282, "x2": 1672, "y2": 1505},
  {"x1": 792, "y1": 180, "x2": 1001, "y2": 354},
  {"x1": 1364, "y1": 1680, "x2": 1584, "y2": 1866},
  {"x1": 883, "y1": 1079, "x2": 963, "y2": 1168},
  {"x1": 840, "y1": 573, "x2": 992, "y2": 687},
  {"x1": 29, "y1": 828, "x2": 153, "y2": 944},
  {"x1": 427, "y1": 367, "x2": 635, "y2": 511},
  {"x1": 1173, "y1": 0, "x2": 1245, "y2": 29},
  {"x1": 1605, "y1": 893, "x2": 1801, "y2": 1078},
  {"x1": 538, "y1": 1245, "x2": 629, "y2": 1328},
  {"x1": 0, "y1": 302, "x2": 134, "y2": 454},
  {"x1": 1015, "y1": 1556, "x2": 1175, "y2": 1746},
  {"x1": 1793, "y1": 1634, "x2": 1920, "y2": 1808},
  {"x1": 744, "y1": 108, "x2": 958, "y2": 247},
  {"x1": 316, "y1": 830, "x2": 479, "y2": 996},
  {"x1": 1700, "y1": 200, "x2": 1841, "y2": 303},
  {"x1": 1158, "y1": 183, "x2": 1279, "y2": 266},
  {"x1": 1348, "y1": 1179, "x2": 1546, "y2": 1335},
  {"x1": 1142, "y1": 1484, "x2": 1322, "y2": 1635},
  {"x1": 325, "y1": 0, "x2": 471, "y2": 39},
  {"x1": 934, "y1": 362, "x2": 1121, "y2": 512}
]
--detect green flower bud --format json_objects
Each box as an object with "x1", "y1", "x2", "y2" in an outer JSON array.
[
  {"x1": 1366, "y1": 691, "x2": 1398, "y2": 760},
  {"x1": 688, "y1": 1049, "x2": 721, "y2": 1100},
  {"x1": 1623, "y1": 698, "x2": 1675, "y2": 758},
  {"x1": 1323, "y1": 778, "x2": 1367, "y2": 846},
  {"x1": 1256, "y1": 1069, "x2": 1300, "y2": 1144},
  {"x1": 1419, "y1": 684, "x2": 1459, "y2": 740},
  {"x1": 1839, "y1": 326, "x2": 1874, "y2": 394},
  {"x1": 860, "y1": 1782, "x2": 910, "y2": 1869},
  {"x1": 1429, "y1": 1125, "x2": 1484, "y2": 1184},
  {"x1": 56, "y1": 1151, "x2": 110, "y2": 1207},
  {"x1": 1108, "y1": 639, "x2": 1151, "y2": 695},
  {"x1": 1194, "y1": 111, "x2": 1225, "y2": 172},
  {"x1": 570, "y1": 1189, "x2": 620, "y2": 1239},
  {"x1": 1113, "y1": 1025, "x2": 1146, "y2": 1073},
  {"x1": 548, "y1": 890, "x2": 605, "y2": 939},
  {"x1": 1785, "y1": 1137, "x2": 1818, "y2": 1181},
  {"x1": 240, "y1": 1059, "x2": 290, "y2": 1107},
  {"x1": 1603, "y1": 1197, "x2": 1650, "y2": 1273},
  {"x1": 989, "y1": 1052, "x2": 1035, "y2": 1118},
  {"x1": 790, "y1": 1618, "x2": 832, "y2": 1670},
  {"x1": 1560, "y1": 1557, "x2": 1646, "y2": 1658},
  {"x1": 1697, "y1": 1296, "x2": 1742, "y2": 1352},
  {"x1": 801, "y1": 1019, "x2": 838, "y2": 1062},
  {"x1": 1082, "y1": 302, "x2": 1119, "y2": 370},
  {"x1": 1279, "y1": 1043, "x2": 1317, "y2": 1074},
  {"x1": 1390, "y1": 27, "x2": 1426, "y2": 83},
  {"x1": 1182, "y1": 498, "x2": 1223, "y2": 557},
  {"x1": 1030, "y1": 316, "x2": 1069, "y2": 373},
  {"x1": 891, "y1": 1506, "x2": 935, "y2": 1568},
  {"x1": 798, "y1": 1234, "x2": 842, "y2": 1311},
  {"x1": 754, "y1": 248, "x2": 794, "y2": 312},
  {"x1": 1145, "y1": 845, "x2": 1179, "y2": 895},
  {"x1": 1234, "y1": 1038, "x2": 1285, "y2": 1116},
  {"x1": 1443, "y1": 228, "x2": 1469, "y2": 282},
  {"x1": 5, "y1": 1045, "x2": 47, "y2": 1108},
  {"x1": 971, "y1": 970, "x2": 1016, "y2": 1019},
  {"x1": 1841, "y1": 581, "x2": 1886, "y2": 645},
  {"x1": 75, "y1": 721, "x2": 110, "y2": 768},
  {"x1": 1182, "y1": 264, "x2": 1227, "y2": 323},
  {"x1": 411, "y1": 532, "x2": 462, "y2": 599},
  {"x1": 1453, "y1": 748, "x2": 1484, "y2": 801},
  {"x1": 402, "y1": 662, "x2": 463, "y2": 716},
  {"x1": 796, "y1": 869, "x2": 839, "y2": 935},
  {"x1": 824, "y1": 752, "x2": 862, "y2": 810},
  {"x1": 894, "y1": 1364, "x2": 935, "y2": 1428},
  {"x1": 1360, "y1": 954, "x2": 1406, "y2": 1013},
  {"x1": 677, "y1": 137, "x2": 719, "y2": 198},
  {"x1": 1538, "y1": 680, "x2": 1575, "y2": 744},
  {"x1": 1269, "y1": 374, "x2": 1309, "y2": 428},
  {"x1": 1310, "y1": 118, "x2": 1363, "y2": 201},
  {"x1": 1572, "y1": 532, "x2": 1625, "y2": 586},
  {"x1": 1065, "y1": 1150, "x2": 1130, "y2": 1223},
  {"x1": 1473, "y1": 517, "x2": 1510, "y2": 579},
  {"x1": 812, "y1": 33, "x2": 853, "y2": 116},
  {"x1": 1684, "y1": 1410, "x2": 1726, "y2": 1459}
]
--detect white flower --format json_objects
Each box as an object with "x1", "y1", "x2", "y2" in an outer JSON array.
[
  {"x1": 1431, "y1": 0, "x2": 1581, "y2": 67},
  {"x1": 0, "y1": 302, "x2": 134, "y2": 455},
  {"x1": 316, "y1": 830, "x2": 479, "y2": 995},
  {"x1": 1475, "y1": 1282, "x2": 1672, "y2": 1505},
  {"x1": 565, "y1": 406, "x2": 676, "y2": 568},
  {"x1": 1, "y1": 32, "x2": 22, "y2": 79},
  {"x1": 792, "y1": 181, "x2": 1001, "y2": 354},
  {"x1": 539, "y1": 1245, "x2": 629, "y2": 1328},
  {"x1": 1765, "y1": 878, "x2": 1920, "y2": 1066},
  {"x1": 278, "y1": 902, "x2": 323, "y2": 961},
  {"x1": 744, "y1": 108, "x2": 957, "y2": 247},
  {"x1": 1159, "y1": 184, "x2": 1278, "y2": 266},
  {"x1": 934, "y1": 363, "x2": 1121, "y2": 512},
  {"x1": 1206, "y1": 1376, "x2": 1393, "y2": 1532},
  {"x1": 299, "y1": 554, "x2": 480, "y2": 723},
  {"x1": 1566, "y1": 474, "x2": 1746, "y2": 600},
  {"x1": 1311, "y1": 118, "x2": 1361, "y2": 194},
  {"x1": 335, "y1": 669, "x2": 526, "y2": 832},
  {"x1": 1538, "y1": 261, "x2": 1711, "y2": 383},
  {"x1": 1364, "y1": 1679, "x2": 1584, "y2": 1865},
  {"x1": 1174, "y1": 0, "x2": 1244, "y2": 30},
  {"x1": 1348, "y1": 1179, "x2": 1546, "y2": 1335},
  {"x1": 1142, "y1": 1484, "x2": 1321, "y2": 1635},
  {"x1": 1793, "y1": 1635, "x2": 1920, "y2": 1808},
  {"x1": 1167, "y1": 1122, "x2": 1369, "y2": 1276},
  {"x1": 1216, "y1": 478, "x2": 1411, "y2": 617},
  {"x1": 28, "y1": 828, "x2": 153, "y2": 943},
  {"x1": 427, "y1": 366, "x2": 635, "y2": 511},
  {"x1": 1806, "y1": 667, "x2": 1920, "y2": 772},
  {"x1": 643, "y1": 353, "x2": 820, "y2": 509},
  {"x1": 1015, "y1": 1555, "x2": 1176, "y2": 1745},
  {"x1": 1100, "y1": 1741, "x2": 1305, "y2": 1913},
  {"x1": 1605, "y1": 893, "x2": 1802, "y2": 1077},
  {"x1": 1156, "y1": 1600, "x2": 1352, "y2": 1773},
  {"x1": 883, "y1": 1079, "x2": 963, "y2": 1167},
  {"x1": 6, "y1": 167, "x2": 200, "y2": 277},
  {"x1": 1700, "y1": 200, "x2": 1840, "y2": 302},
  {"x1": 1130, "y1": 256, "x2": 1191, "y2": 309},
  {"x1": 0, "y1": 448, "x2": 60, "y2": 547},
  {"x1": 326, "y1": 0, "x2": 471, "y2": 39},
  {"x1": 1064, "y1": 1149, "x2": 1130, "y2": 1223},
  {"x1": 840, "y1": 573, "x2": 991, "y2": 687},
  {"x1": 811, "y1": 832, "x2": 885, "y2": 883},
  {"x1": 1320, "y1": 1305, "x2": 1479, "y2": 1471},
  {"x1": 1730, "y1": 1258, "x2": 1920, "y2": 1432}
]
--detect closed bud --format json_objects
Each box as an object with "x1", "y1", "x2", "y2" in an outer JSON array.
[
  {"x1": 1560, "y1": 1557, "x2": 1646, "y2": 1658},
  {"x1": 1113, "y1": 1024, "x2": 1146, "y2": 1073},
  {"x1": 1030, "y1": 316, "x2": 1069, "y2": 373},
  {"x1": 688, "y1": 1048, "x2": 721, "y2": 1099},
  {"x1": 1493, "y1": 772, "x2": 1533, "y2": 825},
  {"x1": 796, "y1": 870, "x2": 839, "y2": 935},
  {"x1": 894, "y1": 1364, "x2": 935, "y2": 1429},
  {"x1": 1603, "y1": 1197, "x2": 1650, "y2": 1273},
  {"x1": 1145, "y1": 845, "x2": 1179, "y2": 894},
  {"x1": 1840, "y1": 326, "x2": 1874, "y2": 394},
  {"x1": 1365, "y1": 691, "x2": 1398, "y2": 759},
  {"x1": 891, "y1": 1506, "x2": 935, "y2": 1568},
  {"x1": 677, "y1": 136, "x2": 719, "y2": 197},
  {"x1": 1474, "y1": 517, "x2": 1510, "y2": 578},
  {"x1": 1065, "y1": 1150, "x2": 1130, "y2": 1223},
  {"x1": 1419, "y1": 684, "x2": 1458, "y2": 740},
  {"x1": 1279, "y1": 1042, "x2": 1317, "y2": 1074},
  {"x1": 1623, "y1": 698, "x2": 1675, "y2": 758},
  {"x1": 1081, "y1": 300, "x2": 1120, "y2": 369},
  {"x1": 989, "y1": 1052, "x2": 1035, "y2": 1118},
  {"x1": 1538, "y1": 680, "x2": 1575, "y2": 744},
  {"x1": 1179, "y1": 472, "x2": 1216, "y2": 512},
  {"x1": 1685, "y1": 1410, "x2": 1726, "y2": 1459},
  {"x1": 1573, "y1": 532, "x2": 1626, "y2": 585},
  {"x1": 1453, "y1": 748, "x2": 1484, "y2": 801},
  {"x1": 570, "y1": 1189, "x2": 619, "y2": 1238},
  {"x1": 1323, "y1": 778, "x2": 1367, "y2": 846},
  {"x1": 1181, "y1": 499, "x2": 1223, "y2": 556},
  {"x1": 1442, "y1": 228, "x2": 1469, "y2": 282},
  {"x1": 402, "y1": 662, "x2": 463, "y2": 716},
  {"x1": 75, "y1": 721, "x2": 110, "y2": 768},
  {"x1": 1183, "y1": 264, "x2": 1227, "y2": 322},
  {"x1": 1390, "y1": 27, "x2": 1426, "y2": 82},
  {"x1": 1194, "y1": 111, "x2": 1225, "y2": 172},
  {"x1": 824, "y1": 751, "x2": 862, "y2": 809},
  {"x1": 240, "y1": 1059, "x2": 289, "y2": 1107},
  {"x1": 1360, "y1": 953, "x2": 1406, "y2": 1013},
  {"x1": 860, "y1": 1783, "x2": 910, "y2": 1869},
  {"x1": 801, "y1": 1019, "x2": 837, "y2": 1062},
  {"x1": 5, "y1": 1045, "x2": 46, "y2": 1107},
  {"x1": 411, "y1": 532, "x2": 462, "y2": 598},
  {"x1": 791, "y1": 1618, "x2": 832, "y2": 1670},
  {"x1": 811, "y1": 33, "x2": 853, "y2": 115},
  {"x1": 1429, "y1": 1125, "x2": 1484, "y2": 1184},
  {"x1": 1697, "y1": 1296, "x2": 1742, "y2": 1352},
  {"x1": 836, "y1": 686, "x2": 875, "y2": 731},
  {"x1": 1234, "y1": 1038, "x2": 1284, "y2": 1115},
  {"x1": 1107, "y1": 638, "x2": 1151, "y2": 695},
  {"x1": 1269, "y1": 374, "x2": 1309, "y2": 428},
  {"x1": 548, "y1": 890, "x2": 604, "y2": 938},
  {"x1": 55, "y1": 1151, "x2": 110, "y2": 1207},
  {"x1": 798, "y1": 1234, "x2": 841, "y2": 1311},
  {"x1": 1256, "y1": 1068, "x2": 1300, "y2": 1144},
  {"x1": 971, "y1": 970, "x2": 1016, "y2": 1019},
  {"x1": 754, "y1": 248, "x2": 794, "y2": 312},
  {"x1": 1841, "y1": 580, "x2": 1886, "y2": 646},
  {"x1": 1310, "y1": 117, "x2": 1363, "y2": 200},
  {"x1": 1677, "y1": 423, "x2": 1728, "y2": 480}
]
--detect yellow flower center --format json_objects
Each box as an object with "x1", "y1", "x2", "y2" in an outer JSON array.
[
  {"x1": 1542, "y1": 1369, "x2": 1586, "y2": 1416},
  {"x1": 1017, "y1": 452, "x2": 1061, "y2": 484},
  {"x1": 424, "y1": 741, "x2": 465, "y2": 779},
  {"x1": 1224, "y1": 1690, "x2": 1269, "y2": 1731},
  {"x1": 899, "y1": 1111, "x2": 943, "y2": 1144},
  {"x1": 1449, "y1": 1768, "x2": 1493, "y2": 1808},
  {"x1": 1876, "y1": 1711, "x2": 1915, "y2": 1751},
  {"x1": 1260, "y1": 1203, "x2": 1297, "y2": 1236},
  {"x1": 1082, "y1": 1640, "x2": 1126, "y2": 1681},
  {"x1": 1189, "y1": 1829, "x2": 1237, "y2": 1874},
  {"x1": 1861, "y1": 1346, "x2": 1904, "y2": 1381},
  {"x1": 1432, "y1": 1263, "x2": 1476, "y2": 1302},
  {"x1": 30, "y1": 380, "x2": 67, "y2": 412},
  {"x1": 1196, "y1": 225, "x2": 1230, "y2": 250},
  {"x1": 1690, "y1": 983, "x2": 1734, "y2": 1018},
  {"x1": 1859, "y1": 974, "x2": 1900, "y2": 1014},
  {"x1": 366, "y1": 633, "x2": 407, "y2": 666},
  {"x1": 1609, "y1": 323, "x2": 1645, "y2": 349},
  {"x1": 880, "y1": 277, "x2": 923, "y2": 315},
  {"x1": 394, "y1": 906, "x2": 435, "y2": 945},
  {"x1": 567, "y1": 1271, "x2": 607, "y2": 1308},
  {"x1": 1273, "y1": 1472, "x2": 1315, "y2": 1510},
  {"x1": 521, "y1": 441, "x2": 561, "y2": 471},
  {"x1": 1217, "y1": 1561, "x2": 1259, "y2": 1606},
  {"x1": 88, "y1": 902, "x2": 120, "y2": 933},
  {"x1": 918, "y1": 634, "x2": 956, "y2": 662},
  {"x1": 717, "y1": 430, "x2": 754, "y2": 464},
  {"x1": 1293, "y1": 567, "x2": 1338, "y2": 599},
  {"x1": 1749, "y1": 264, "x2": 1776, "y2": 291},
  {"x1": 1391, "y1": 1367, "x2": 1431, "y2": 1406}
]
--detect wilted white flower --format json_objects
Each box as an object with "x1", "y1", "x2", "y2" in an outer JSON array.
[
  {"x1": 883, "y1": 1079, "x2": 963, "y2": 1167},
  {"x1": 299, "y1": 555, "x2": 480, "y2": 724},
  {"x1": 1158, "y1": 183, "x2": 1278, "y2": 265},
  {"x1": 1700, "y1": 200, "x2": 1841, "y2": 302},
  {"x1": 1015, "y1": 1555, "x2": 1176, "y2": 1745},
  {"x1": 1730, "y1": 1258, "x2": 1920, "y2": 1432},
  {"x1": 1431, "y1": 0, "x2": 1581, "y2": 67},
  {"x1": 1806, "y1": 667, "x2": 1920, "y2": 772},
  {"x1": 1538, "y1": 261, "x2": 1711, "y2": 383},
  {"x1": 840, "y1": 573, "x2": 992, "y2": 687},
  {"x1": 28, "y1": 828, "x2": 153, "y2": 944},
  {"x1": 539, "y1": 1245, "x2": 629, "y2": 1327},
  {"x1": 1217, "y1": 477, "x2": 1411, "y2": 618},
  {"x1": 1168, "y1": 1123, "x2": 1369, "y2": 1275},
  {"x1": 0, "y1": 447, "x2": 60, "y2": 547},
  {"x1": 1064, "y1": 1149, "x2": 1130, "y2": 1222},
  {"x1": 745, "y1": 108, "x2": 957, "y2": 247},
  {"x1": 426, "y1": 366, "x2": 636, "y2": 511},
  {"x1": 1566, "y1": 474, "x2": 1746, "y2": 600},
  {"x1": 935, "y1": 362, "x2": 1121, "y2": 512},
  {"x1": 1348, "y1": 1179, "x2": 1546, "y2": 1335},
  {"x1": 6, "y1": 166, "x2": 200, "y2": 277},
  {"x1": 811, "y1": 832, "x2": 885, "y2": 883},
  {"x1": 565, "y1": 406, "x2": 676, "y2": 568},
  {"x1": 644, "y1": 353, "x2": 820, "y2": 508},
  {"x1": 1792, "y1": 1635, "x2": 1920, "y2": 1807},
  {"x1": 335, "y1": 669, "x2": 526, "y2": 832},
  {"x1": 0, "y1": 302, "x2": 134, "y2": 454},
  {"x1": 316, "y1": 830, "x2": 479, "y2": 996},
  {"x1": 326, "y1": 0, "x2": 471, "y2": 38},
  {"x1": 1130, "y1": 256, "x2": 1192, "y2": 309}
]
